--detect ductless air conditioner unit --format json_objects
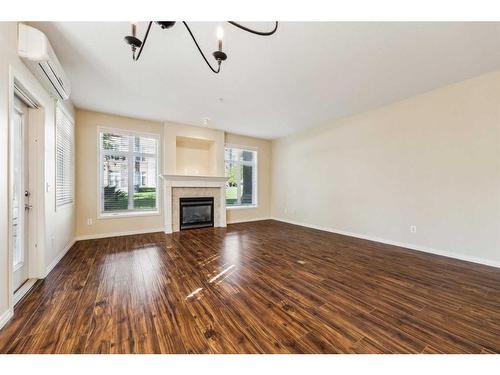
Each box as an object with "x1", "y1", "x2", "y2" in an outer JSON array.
[{"x1": 17, "y1": 23, "x2": 71, "y2": 101}]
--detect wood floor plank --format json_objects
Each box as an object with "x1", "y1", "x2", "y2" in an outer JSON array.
[{"x1": 1, "y1": 220, "x2": 499, "y2": 353}]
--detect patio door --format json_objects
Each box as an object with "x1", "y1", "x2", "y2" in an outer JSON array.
[{"x1": 12, "y1": 95, "x2": 31, "y2": 293}]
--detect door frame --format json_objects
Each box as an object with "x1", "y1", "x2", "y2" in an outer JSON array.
[{"x1": 6, "y1": 64, "x2": 49, "y2": 312}]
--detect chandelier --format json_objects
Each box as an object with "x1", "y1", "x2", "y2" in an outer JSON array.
[{"x1": 124, "y1": 21, "x2": 278, "y2": 73}]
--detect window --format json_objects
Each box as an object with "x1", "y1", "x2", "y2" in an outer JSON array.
[
  {"x1": 224, "y1": 146, "x2": 257, "y2": 207},
  {"x1": 99, "y1": 129, "x2": 159, "y2": 215},
  {"x1": 55, "y1": 106, "x2": 74, "y2": 207}
]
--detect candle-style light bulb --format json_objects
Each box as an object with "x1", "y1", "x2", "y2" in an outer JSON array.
[
  {"x1": 216, "y1": 25, "x2": 224, "y2": 51},
  {"x1": 131, "y1": 21, "x2": 139, "y2": 37},
  {"x1": 211, "y1": 24, "x2": 228, "y2": 65},
  {"x1": 216, "y1": 25, "x2": 224, "y2": 40}
]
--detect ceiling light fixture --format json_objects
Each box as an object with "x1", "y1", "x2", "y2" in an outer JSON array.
[{"x1": 124, "y1": 21, "x2": 278, "y2": 74}]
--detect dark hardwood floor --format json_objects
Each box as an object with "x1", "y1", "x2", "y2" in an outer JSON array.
[{"x1": 1, "y1": 220, "x2": 499, "y2": 354}]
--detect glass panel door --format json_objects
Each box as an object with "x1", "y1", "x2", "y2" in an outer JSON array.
[{"x1": 12, "y1": 95, "x2": 30, "y2": 292}]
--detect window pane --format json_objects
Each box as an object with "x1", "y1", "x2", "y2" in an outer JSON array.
[
  {"x1": 224, "y1": 147, "x2": 257, "y2": 206},
  {"x1": 242, "y1": 150, "x2": 254, "y2": 162},
  {"x1": 133, "y1": 156, "x2": 157, "y2": 210},
  {"x1": 103, "y1": 154, "x2": 129, "y2": 211},
  {"x1": 225, "y1": 147, "x2": 239, "y2": 161},
  {"x1": 102, "y1": 132, "x2": 129, "y2": 152},
  {"x1": 225, "y1": 161, "x2": 238, "y2": 205},
  {"x1": 100, "y1": 131, "x2": 158, "y2": 214},
  {"x1": 241, "y1": 164, "x2": 253, "y2": 204},
  {"x1": 133, "y1": 135, "x2": 157, "y2": 154},
  {"x1": 12, "y1": 110, "x2": 23, "y2": 267}
]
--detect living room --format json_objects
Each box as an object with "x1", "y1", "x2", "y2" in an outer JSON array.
[{"x1": 0, "y1": 0, "x2": 499, "y2": 373}]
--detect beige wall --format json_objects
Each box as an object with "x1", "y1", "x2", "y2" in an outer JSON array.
[
  {"x1": 226, "y1": 133, "x2": 272, "y2": 224},
  {"x1": 176, "y1": 137, "x2": 215, "y2": 176},
  {"x1": 272, "y1": 70, "x2": 500, "y2": 266},
  {"x1": 164, "y1": 121, "x2": 224, "y2": 176},
  {"x1": 75, "y1": 109, "x2": 164, "y2": 237},
  {"x1": 1, "y1": 22, "x2": 76, "y2": 325},
  {"x1": 75, "y1": 110, "x2": 273, "y2": 237}
]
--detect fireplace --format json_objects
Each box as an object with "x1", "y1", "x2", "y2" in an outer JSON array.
[
  {"x1": 162, "y1": 175, "x2": 227, "y2": 233},
  {"x1": 179, "y1": 197, "x2": 214, "y2": 230}
]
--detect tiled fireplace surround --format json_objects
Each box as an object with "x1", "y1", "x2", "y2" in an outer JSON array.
[{"x1": 162, "y1": 175, "x2": 228, "y2": 233}]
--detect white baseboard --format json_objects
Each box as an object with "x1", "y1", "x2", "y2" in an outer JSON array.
[
  {"x1": 44, "y1": 238, "x2": 77, "y2": 277},
  {"x1": 271, "y1": 217, "x2": 500, "y2": 269},
  {"x1": 13, "y1": 279, "x2": 37, "y2": 305},
  {"x1": 74, "y1": 227, "x2": 165, "y2": 241},
  {"x1": 227, "y1": 217, "x2": 271, "y2": 224},
  {"x1": 0, "y1": 308, "x2": 14, "y2": 330}
]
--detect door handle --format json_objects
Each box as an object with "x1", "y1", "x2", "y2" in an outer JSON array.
[{"x1": 24, "y1": 203, "x2": 32, "y2": 210}]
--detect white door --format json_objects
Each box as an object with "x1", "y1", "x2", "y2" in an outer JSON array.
[{"x1": 12, "y1": 96, "x2": 31, "y2": 292}]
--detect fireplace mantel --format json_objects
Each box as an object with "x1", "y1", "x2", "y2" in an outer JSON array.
[
  {"x1": 161, "y1": 174, "x2": 228, "y2": 186},
  {"x1": 161, "y1": 175, "x2": 228, "y2": 233}
]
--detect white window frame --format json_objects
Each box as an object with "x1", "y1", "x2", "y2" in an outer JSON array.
[
  {"x1": 97, "y1": 127, "x2": 161, "y2": 219},
  {"x1": 224, "y1": 144, "x2": 258, "y2": 209},
  {"x1": 55, "y1": 104, "x2": 75, "y2": 209}
]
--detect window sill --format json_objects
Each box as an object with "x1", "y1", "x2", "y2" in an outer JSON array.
[
  {"x1": 98, "y1": 210, "x2": 160, "y2": 219},
  {"x1": 226, "y1": 205, "x2": 258, "y2": 210}
]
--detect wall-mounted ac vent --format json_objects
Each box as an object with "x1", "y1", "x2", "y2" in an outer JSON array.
[{"x1": 17, "y1": 23, "x2": 71, "y2": 101}]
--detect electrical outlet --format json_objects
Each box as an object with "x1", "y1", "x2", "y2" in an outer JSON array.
[
  {"x1": 410, "y1": 225, "x2": 417, "y2": 233},
  {"x1": 87, "y1": 218, "x2": 93, "y2": 225}
]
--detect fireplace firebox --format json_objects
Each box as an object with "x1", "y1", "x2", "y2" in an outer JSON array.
[{"x1": 179, "y1": 197, "x2": 214, "y2": 230}]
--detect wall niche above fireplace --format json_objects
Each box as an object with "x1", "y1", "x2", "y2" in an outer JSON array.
[{"x1": 176, "y1": 136, "x2": 216, "y2": 176}]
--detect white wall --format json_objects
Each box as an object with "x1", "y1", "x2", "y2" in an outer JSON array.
[
  {"x1": 0, "y1": 22, "x2": 76, "y2": 327},
  {"x1": 272, "y1": 70, "x2": 500, "y2": 266}
]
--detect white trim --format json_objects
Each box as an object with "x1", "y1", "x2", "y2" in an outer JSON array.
[
  {"x1": 14, "y1": 81, "x2": 40, "y2": 108},
  {"x1": 43, "y1": 238, "x2": 76, "y2": 277},
  {"x1": 0, "y1": 309, "x2": 14, "y2": 330},
  {"x1": 226, "y1": 204, "x2": 258, "y2": 210},
  {"x1": 271, "y1": 217, "x2": 500, "y2": 269},
  {"x1": 6, "y1": 64, "x2": 51, "y2": 325},
  {"x1": 224, "y1": 146, "x2": 258, "y2": 207},
  {"x1": 11, "y1": 97, "x2": 28, "y2": 279},
  {"x1": 227, "y1": 217, "x2": 271, "y2": 224},
  {"x1": 161, "y1": 175, "x2": 228, "y2": 234},
  {"x1": 99, "y1": 126, "x2": 160, "y2": 139},
  {"x1": 98, "y1": 210, "x2": 160, "y2": 219},
  {"x1": 12, "y1": 261, "x2": 24, "y2": 272},
  {"x1": 74, "y1": 227, "x2": 165, "y2": 241},
  {"x1": 225, "y1": 143, "x2": 258, "y2": 152},
  {"x1": 13, "y1": 278, "x2": 37, "y2": 305},
  {"x1": 97, "y1": 126, "x2": 162, "y2": 218},
  {"x1": 162, "y1": 174, "x2": 228, "y2": 183}
]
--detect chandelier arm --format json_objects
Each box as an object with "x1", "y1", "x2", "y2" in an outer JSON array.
[
  {"x1": 182, "y1": 21, "x2": 221, "y2": 74},
  {"x1": 133, "y1": 21, "x2": 153, "y2": 61},
  {"x1": 227, "y1": 21, "x2": 278, "y2": 36}
]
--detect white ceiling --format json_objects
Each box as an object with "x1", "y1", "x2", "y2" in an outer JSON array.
[{"x1": 33, "y1": 22, "x2": 500, "y2": 139}]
